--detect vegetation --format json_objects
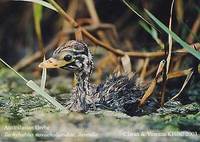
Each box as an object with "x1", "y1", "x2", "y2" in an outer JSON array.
[{"x1": 0, "y1": 0, "x2": 199, "y2": 141}]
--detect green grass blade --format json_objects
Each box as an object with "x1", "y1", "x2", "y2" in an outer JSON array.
[
  {"x1": 122, "y1": 0, "x2": 160, "y2": 33},
  {"x1": 0, "y1": 58, "x2": 65, "y2": 111},
  {"x1": 139, "y1": 21, "x2": 152, "y2": 36},
  {"x1": 33, "y1": 3, "x2": 47, "y2": 90},
  {"x1": 139, "y1": 21, "x2": 164, "y2": 49},
  {"x1": 33, "y1": 3, "x2": 44, "y2": 50},
  {"x1": 26, "y1": 80, "x2": 65, "y2": 111},
  {"x1": 122, "y1": 0, "x2": 152, "y2": 28},
  {"x1": 145, "y1": 10, "x2": 200, "y2": 60},
  {"x1": 14, "y1": 0, "x2": 57, "y2": 12},
  {"x1": 33, "y1": 3, "x2": 42, "y2": 23},
  {"x1": 0, "y1": 58, "x2": 28, "y2": 82}
]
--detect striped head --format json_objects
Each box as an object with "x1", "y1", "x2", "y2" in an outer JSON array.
[{"x1": 39, "y1": 40, "x2": 93, "y2": 76}]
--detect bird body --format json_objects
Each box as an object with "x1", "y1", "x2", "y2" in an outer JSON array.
[{"x1": 39, "y1": 40, "x2": 158, "y2": 116}]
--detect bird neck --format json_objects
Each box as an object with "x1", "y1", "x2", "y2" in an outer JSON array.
[
  {"x1": 75, "y1": 72, "x2": 91, "y2": 95},
  {"x1": 71, "y1": 72, "x2": 91, "y2": 111},
  {"x1": 70, "y1": 52, "x2": 94, "y2": 111},
  {"x1": 74, "y1": 55, "x2": 93, "y2": 96}
]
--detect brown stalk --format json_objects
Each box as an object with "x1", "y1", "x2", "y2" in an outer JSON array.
[
  {"x1": 14, "y1": 0, "x2": 197, "y2": 71},
  {"x1": 157, "y1": 67, "x2": 200, "y2": 83},
  {"x1": 139, "y1": 79, "x2": 157, "y2": 105},
  {"x1": 166, "y1": 0, "x2": 174, "y2": 74},
  {"x1": 84, "y1": 0, "x2": 123, "y2": 79},
  {"x1": 140, "y1": 58, "x2": 149, "y2": 81},
  {"x1": 47, "y1": 0, "x2": 78, "y2": 28},
  {"x1": 59, "y1": 0, "x2": 78, "y2": 44},
  {"x1": 175, "y1": 0, "x2": 184, "y2": 23},
  {"x1": 47, "y1": 0, "x2": 125, "y2": 56},
  {"x1": 62, "y1": 0, "x2": 78, "y2": 30},
  {"x1": 170, "y1": 69, "x2": 194, "y2": 100},
  {"x1": 140, "y1": 60, "x2": 166, "y2": 105},
  {"x1": 126, "y1": 49, "x2": 185, "y2": 57},
  {"x1": 160, "y1": 0, "x2": 175, "y2": 106},
  {"x1": 187, "y1": 14, "x2": 200, "y2": 44},
  {"x1": 85, "y1": 0, "x2": 100, "y2": 24},
  {"x1": 75, "y1": 27, "x2": 83, "y2": 41}
]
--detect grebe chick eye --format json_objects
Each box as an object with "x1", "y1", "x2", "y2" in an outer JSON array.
[{"x1": 64, "y1": 54, "x2": 72, "y2": 61}]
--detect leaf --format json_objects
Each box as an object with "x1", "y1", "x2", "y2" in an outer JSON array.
[
  {"x1": 156, "y1": 60, "x2": 166, "y2": 78},
  {"x1": 33, "y1": 3, "x2": 43, "y2": 47},
  {"x1": 122, "y1": 0, "x2": 154, "y2": 30},
  {"x1": 140, "y1": 79, "x2": 157, "y2": 106},
  {"x1": 139, "y1": 21, "x2": 151, "y2": 34},
  {"x1": 166, "y1": 0, "x2": 175, "y2": 74},
  {"x1": 0, "y1": 58, "x2": 27, "y2": 82},
  {"x1": 139, "y1": 21, "x2": 164, "y2": 49},
  {"x1": 0, "y1": 58, "x2": 65, "y2": 111},
  {"x1": 33, "y1": 3, "x2": 46, "y2": 90},
  {"x1": 33, "y1": 3, "x2": 42, "y2": 23},
  {"x1": 121, "y1": 54, "x2": 132, "y2": 74},
  {"x1": 14, "y1": 0, "x2": 57, "y2": 12},
  {"x1": 41, "y1": 56, "x2": 47, "y2": 90},
  {"x1": 123, "y1": 0, "x2": 200, "y2": 60},
  {"x1": 26, "y1": 80, "x2": 65, "y2": 111},
  {"x1": 33, "y1": 2, "x2": 44, "y2": 50},
  {"x1": 170, "y1": 69, "x2": 194, "y2": 100},
  {"x1": 151, "y1": 27, "x2": 158, "y2": 40},
  {"x1": 140, "y1": 60, "x2": 166, "y2": 105},
  {"x1": 145, "y1": 10, "x2": 200, "y2": 60}
]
